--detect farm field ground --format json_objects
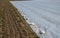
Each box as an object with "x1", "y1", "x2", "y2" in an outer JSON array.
[{"x1": 0, "y1": 0, "x2": 39, "y2": 38}]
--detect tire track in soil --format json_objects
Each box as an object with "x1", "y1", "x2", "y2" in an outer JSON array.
[
  {"x1": 4, "y1": 5, "x2": 22, "y2": 38},
  {"x1": 9, "y1": 7, "x2": 28, "y2": 38},
  {"x1": 9, "y1": 7, "x2": 23, "y2": 38}
]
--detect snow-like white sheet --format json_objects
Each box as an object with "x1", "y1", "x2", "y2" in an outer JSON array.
[{"x1": 11, "y1": 0, "x2": 60, "y2": 38}]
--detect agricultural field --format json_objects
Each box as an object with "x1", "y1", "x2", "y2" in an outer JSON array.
[
  {"x1": 11, "y1": 0, "x2": 60, "y2": 38},
  {"x1": 0, "y1": 0, "x2": 39, "y2": 38}
]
